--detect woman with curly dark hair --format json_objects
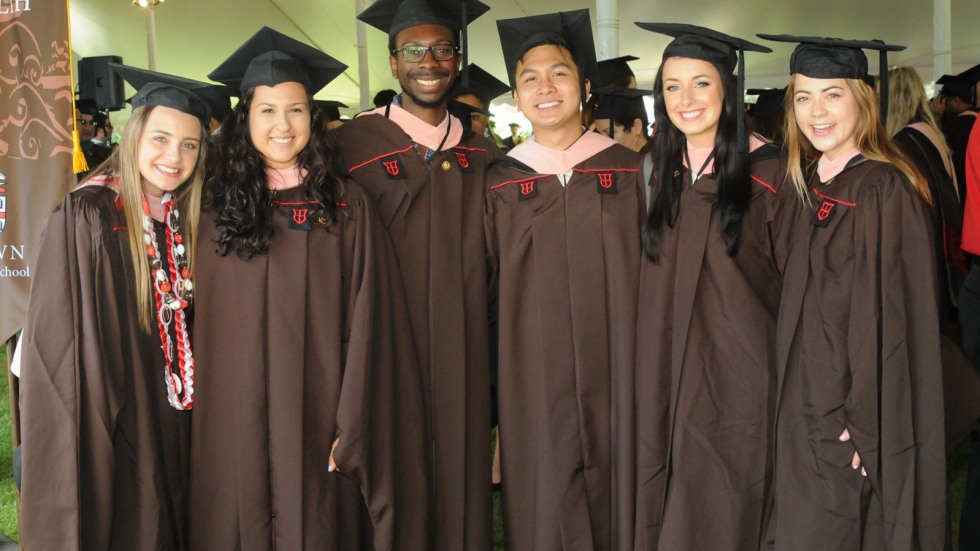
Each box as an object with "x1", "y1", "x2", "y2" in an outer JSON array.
[{"x1": 187, "y1": 26, "x2": 428, "y2": 551}]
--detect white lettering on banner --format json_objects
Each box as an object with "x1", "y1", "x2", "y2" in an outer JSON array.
[
  {"x1": 0, "y1": 0, "x2": 31, "y2": 14},
  {"x1": 0, "y1": 245, "x2": 25, "y2": 260}
]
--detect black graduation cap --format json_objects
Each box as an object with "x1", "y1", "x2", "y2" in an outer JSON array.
[
  {"x1": 313, "y1": 99, "x2": 348, "y2": 121},
  {"x1": 75, "y1": 98, "x2": 99, "y2": 116},
  {"x1": 747, "y1": 88, "x2": 786, "y2": 120},
  {"x1": 638, "y1": 23, "x2": 770, "y2": 152},
  {"x1": 109, "y1": 63, "x2": 215, "y2": 126},
  {"x1": 359, "y1": 0, "x2": 489, "y2": 89},
  {"x1": 496, "y1": 9, "x2": 599, "y2": 109},
  {"x1": 447, "y1": 99, "x2": 485, "y2": 131},
  {"x1": 208, "y1": 26, "x2": 347, "y2": 96},
  {"x1": 453, "y1": 64, "x2": 509, "y2": 107},
  {"x1": 959, "y1": 63, "x2": 980, "y2": 85},
  {"x1": 591, "y1": 86, "x2": 650, "y2": 139},
  {"x1": 756, "y1": 34, "x2": 905, "y2": 126},
  {"x1": 358, "y1": 0, "x2": 488, "y2": 39},
  {"x1": 598, "y1": 55, "x2": 638, "y2": 88},
  {"x1": 936, "y1": 74, "x2": 974, "y2": 102}
]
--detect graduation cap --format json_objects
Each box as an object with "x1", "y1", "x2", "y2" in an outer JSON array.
[
  {"x1": 109, "y1": 63, "x2": 216, "y2": 126},
  {"x1": 591, "y1": 86, "x2": 650, "y2": 139},
  {"x1": 747, "y1": 87, "x2": 786, "y2": 120},
  {"x1": 208, "y1": 26, "x2": 347, "y2": 96},
  {"x1": 756, "y1": 34, "x2": 905, "y2": 126},
  {"x1": 496, "y1": 9, "x2": 599, "y2": 109},
  {"x1": 358, "y1": 0, "x2": 489, "y2": 88},
  {"x1": 936, "y1": 74, "x2": 973, "y2": 103},
  {"x1": 638, "y1": 23, "x2": 771, "y2": 152},
  {"x1": 447, "y1": 99, "x2": 485, "y2": 131},
  {"x1": 598, "y1": 55, "x2": 638, "y2": 88},
  {"x1": 453, "y1": 64, "x2": 509, "y2": 107},
  {"x1": 313, "y1": 99, "x2": 348, "y2": 121},
  {"x1": 75, "y1": 98, "x2": 99, "y2": 116},
  {"x1": 959, "y1": 63, "x2": 980, "y2": 85}
]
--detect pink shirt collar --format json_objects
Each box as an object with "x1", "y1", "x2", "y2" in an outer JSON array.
[
  {"x1": 363, "y1": 103, "x2": 463, "y2": 151},
  {"x1": 507, "y1": 131, "x2": 616, "y2": 175},
  {"x1": 817, "y1": 147, "x2": 862, "y2": 182}
]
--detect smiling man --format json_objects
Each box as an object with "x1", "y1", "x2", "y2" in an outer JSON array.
[
  {"x1": 483, "y1": 10, "x2": 645, "y2": 551},
  {"x1": 338, "y1": 1, "x2": 499, "y2": 550}
]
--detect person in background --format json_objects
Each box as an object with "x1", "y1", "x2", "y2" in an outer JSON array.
[
  {"x1": 75, "y1": 99, "x2": 113, "y2": 179},
  {"x1": 886, "y1": 66, "x2": 966, "y2": 331},
  {"x1": 20, "y1": 64, "x2": 212, "y2": 551},
  {"x1": 936, "y1": 74, "x2": 978, "y2": 200},
  {"x1": 191, "y1": 26, "x2": 428, "y2": 550},
  {"x1": 758, "y1": 33, "x2": 945, "y2": 550}
]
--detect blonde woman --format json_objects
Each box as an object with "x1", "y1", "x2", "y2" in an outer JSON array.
[
  {"x1": 759, "y1": 34, "x2": 944, "y2": 550},
  {"x1": 888, "y1": 66, "x2": 967, "y2": 329},
  {"x1": 19, "y1": 66, "x2": 212, "y2": 550}
]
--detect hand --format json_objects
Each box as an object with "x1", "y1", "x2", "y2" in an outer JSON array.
[
  {"x1": 839, "y1": 428, "x2": 866, "y2": 476},
  {"x1": 327, "y1": 436, "x2": 340, "y2": 473},
  {"x1": 492, "y1": 430, "x2": 501, "y2": 485}
]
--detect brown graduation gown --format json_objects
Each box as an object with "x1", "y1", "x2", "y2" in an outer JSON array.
[
  {"x1": 188, "y1": 183, "x2": 428, "y2": 551},
  {"x1": 336, "y1": 114, "x2": 500, "y2": 551},
  {"x1": 633, "y1": 145, "x2": 794, "y2": 550},
  {"x1": 767, "y1": 158, "x2": 946, "y2": 550},
  {"x1": 19, "y1": 185, "x2": 191, "y2": 550},
  {"x1": 484, "y1": 144, "x2": 644, "y2": 551}
]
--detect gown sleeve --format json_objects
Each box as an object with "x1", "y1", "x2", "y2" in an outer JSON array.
[
  {"x1": 329, "y1": 192, "x2": 430, "y2": 551},
  {"x1": 843, "y1": 168, "x2": 946, "y2": 549},
  {"x1": 19, "y1": 192, "x2": 123, "y2": 550}
]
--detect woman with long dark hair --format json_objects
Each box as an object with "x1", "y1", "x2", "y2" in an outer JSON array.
[
  {"x1": 632, "y1": 24, "x2": 791, "y2": 550},
  {"x1": 758, "y1": 34, "x2": 945, "y2": 549},
  {"x1": 188, "y1": 27, "x2": 427, "y2": 551},
  {"x1": 19, "y1": 66, "x2": 212, "y2": 550}
]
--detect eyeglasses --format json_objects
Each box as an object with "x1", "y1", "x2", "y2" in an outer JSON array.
[{"x1": 391, "y1": 45, "x2": 459, "y2": 63}]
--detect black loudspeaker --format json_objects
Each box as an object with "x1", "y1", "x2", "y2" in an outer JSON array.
[{"x1": 78, "y1": 55, "x2": 125, "y2": 111}]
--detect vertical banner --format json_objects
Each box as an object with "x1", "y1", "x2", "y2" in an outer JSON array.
[{"x1": 0, "y1": 0, "x2": 74, "y2": 342}]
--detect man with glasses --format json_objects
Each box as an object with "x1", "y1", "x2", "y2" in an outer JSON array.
[
  {"x1": 75, "y1": 99, "x2": 112, "y2": 180},
  {"x1": 337, "y1": 1, "x2": 500, "y2": 550}
]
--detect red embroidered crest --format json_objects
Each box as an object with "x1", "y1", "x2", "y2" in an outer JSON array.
[
  {"x1": 383, "y1": 160, "x2": 400, "y2": 176},
  {"x1": 455, "y1": 151, "x2": 470, "y2": 169},
  {"x1": 817, "y1": 200, "x2": 834, "y2": 221},
  {"x1": 598, "y1": 172, "x2": 614, "y2": 189},
  {"x1": 293, "y1": 208, "x2": 308, "y2": 225},
  {"x1": 517, "y1": 179, "x2": 538, "y2": 201}
]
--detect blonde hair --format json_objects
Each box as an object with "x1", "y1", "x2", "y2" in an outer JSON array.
[
  {"x1": 783, "y1": 76, "x2": 933, "y2": 206},
  {"x1": 886, "y1": 67, "x2": 950, "y2": 153},
  {"x1": 113, "y1": 105, "x2": 206, "y2": 333}
]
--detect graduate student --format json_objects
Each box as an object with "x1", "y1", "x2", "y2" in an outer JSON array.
[
  {"x1": 631, "y1": 23, "x2": 789, "y2": 551},
  {"x1": 757, "y1": 33, "x2": 945, "y2": 550},
  {"x1": 189, "y1": 26, "x2": 427, "y2": 550},
  {"x1": 484, "y1": 10, "x2": 645, "y2": 550},
  {"x1": 340, "y1": 2, "x2": 501, "y2": 549},
  {"x1": 19, "y1": 65, "x2": 215, "y2": 550}
]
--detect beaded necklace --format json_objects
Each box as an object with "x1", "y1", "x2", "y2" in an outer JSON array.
[{"x1": 142, "y1": 193, "x2": 195, "y2": 410}]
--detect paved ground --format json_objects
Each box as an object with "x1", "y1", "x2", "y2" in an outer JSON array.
[{"x1": 0, "y1": 534, "x2": 17, "y2": 550}]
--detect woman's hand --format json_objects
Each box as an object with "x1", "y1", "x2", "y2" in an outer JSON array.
[
  {"x1": 839, "y1": 428, "x2": 866, "y2": 476},
  {"x1": 327, "y1": 437, "x2": 340, "y2": 473}
]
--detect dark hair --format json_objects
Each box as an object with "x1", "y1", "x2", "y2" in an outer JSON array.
[
  {"x1": 373, "y1": 88, "x2": 399, "y2": 107},
  {"x1": 642, "y1": 60, "x2": 749, "y2": 262},
  {"x1": 204, "y1": 87, "x2": 342, "y2": 259}
]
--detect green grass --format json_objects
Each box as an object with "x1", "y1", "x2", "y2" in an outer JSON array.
[{"x1": 0, "y1": 344, "x2": 19, "y2": 542}]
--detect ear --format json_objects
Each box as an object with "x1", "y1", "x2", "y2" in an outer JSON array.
[
  {"x1": 512, "y1": 88, "x2": 521, "y2": 112},
  {"x1": 631, "y1": 118, "x2": 644, "y2": 134},
  {"x1": 389, "y1": 55, "x2": 398, "y2": 78},
  {"x1": 584, "y1": 78, "x2": 592, "y2": 98}
]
